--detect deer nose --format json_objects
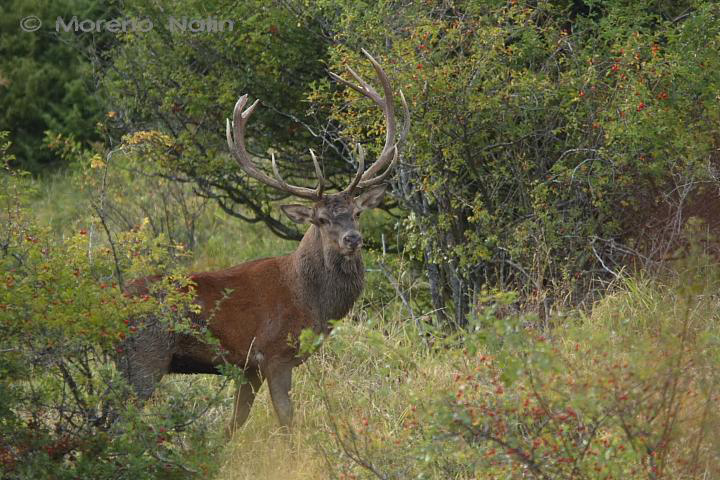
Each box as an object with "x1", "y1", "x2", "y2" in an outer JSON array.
[{"x1": 342, "y1": 231, "x2": 362, "y2": 249}]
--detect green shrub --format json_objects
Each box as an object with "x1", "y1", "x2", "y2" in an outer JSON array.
[
  {"x1": 306, "y1": 256, "x2": 719, "y2": 479},
  {"x1": 0, "y1": 0, "x2": 112, "y2": 172},
  {"x1": 0, "y1": 133, "x2": 225, "y2": 479},
  {"x1": 306, "y1": 0, "x2": 720, "y2": 324}
]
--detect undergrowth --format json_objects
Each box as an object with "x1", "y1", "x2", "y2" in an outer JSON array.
[
  {"x1": 4, "y1": 155, "x2": 718, "y2": 479},
  {"x1": 217, "y1": 259, "x2": 720, "y2": 480}
]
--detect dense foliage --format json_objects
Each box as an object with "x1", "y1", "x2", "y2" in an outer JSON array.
[
  {"x1": 305, "y1": 0, "x2": 720, "y2": 324},
  {"x1": 0, "y1": 133, "x2": 224, "y2": 478},
  {"x1": 296, "y1": 256, "x2": 720, "y2": 479},
  {"x1": 7, "y1": 0, "x2": 720, "y2": 322},
  {"x1": 98, "y1": 0, "x2": 720, "y2": 324},
  {"x1": 3, "y1": 1, "x2": 720, "y2": 478},
  {"x1": 0, "y1": 0, "x2": 116, "y2": 172},
  {"x1": 103, "y1": 0, "x2": 333, "y2": 240}
]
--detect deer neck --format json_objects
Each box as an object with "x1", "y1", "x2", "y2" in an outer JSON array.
[{"x1": 291, "y1": 225, "x2": 365, "y2": 325}]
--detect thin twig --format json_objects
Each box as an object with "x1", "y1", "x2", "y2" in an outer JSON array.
[
  {"x1": 378, "y1": 233, "x2": 416, "y2": 325},
  {"x1": 94, "y1": 148, "x2": 126, "y2": 289}
]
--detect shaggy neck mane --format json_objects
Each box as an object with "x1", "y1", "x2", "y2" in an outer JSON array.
[{"x1": 291, "y1": 225, "x2": 365, "y2": 326}]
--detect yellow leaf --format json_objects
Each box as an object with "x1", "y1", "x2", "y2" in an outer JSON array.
[{"x1": 90, "y1": 154, "x2": 105, "y2": 169}]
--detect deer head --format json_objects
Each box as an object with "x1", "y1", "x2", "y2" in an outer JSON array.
[{"x1": 226, "y1": 50, "x2": 410, "y2": 259}]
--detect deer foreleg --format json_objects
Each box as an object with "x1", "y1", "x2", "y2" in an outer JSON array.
[
  {"x1": 227, "y1": 368, "x2": 263, "y2": 437},
  {"x1": 265, "y1": 362, "x2": 294, "y2": 432}
]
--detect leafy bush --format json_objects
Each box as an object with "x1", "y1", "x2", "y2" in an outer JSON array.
[
  {"x1": 103, "y1": 0, "x2": 333, "y2": 241},
  {"x1": 0, "y1": 133, "x2": 225, "y2": 479},
  {"x1": 0, "y1": 0, "x2": 113, "y2": 172},
  {"x1": 303, "y1": 255, "x2": 719, "y2": 479},
  {"x1": 305, "y1": 0, "x2": 720, "y2": 324}
]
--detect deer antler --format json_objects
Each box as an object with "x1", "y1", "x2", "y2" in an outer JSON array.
[
  {"x1": 329, "y1": 49, "x2": 411, "y2": 194},
  {"x1": 226, "y1": 95, "x2": 325, "y2": 200},
  {"x1": 227, "y1": 50, "x2": 408, "y2": 200}
]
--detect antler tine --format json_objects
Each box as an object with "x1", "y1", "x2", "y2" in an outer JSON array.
[
  {"x1": 358, "y1": 49, "x2": 397, "y2": 183},
  {"x1": 357, "y1": 144, "x2": 399, "y2": 188},
  {"x1": 357, "y1": 89, "x2": 410, "y2": 189},
  {"x1": 398, "y1": 89, "x2": 411, "y2": 142},
  {"x1": 270, "y1": 152, "x2": 292, "y2": 191},
  {"x1": 331, "y1": 50, "x2": 410, "y2": 192},
  {"x1": 342, "y1": 143, "x2": 366, "y2": 196},
  {"x1": 329, "y1": 68, "x2": 383, "y2": 105},
  {"x1": 226, "y1": 94, "x2": 321, "y2": 200},
  {"x1": 308, "y1": 149, "x2": 325, "y2": 198}
]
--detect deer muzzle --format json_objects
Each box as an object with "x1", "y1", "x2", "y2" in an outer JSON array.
[{"x1": 342, "y1": 231, "x2": 363, "y2": 252}]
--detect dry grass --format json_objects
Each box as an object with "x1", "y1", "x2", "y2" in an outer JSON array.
[
  {"x1": 211, "y1": 267, "x2": 720, "y2": 479},
  {"x1": 213, "y1": 317, "x2": 452, "y2": 480}
]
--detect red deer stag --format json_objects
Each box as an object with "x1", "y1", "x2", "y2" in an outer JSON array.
[{"x1": 119, "y1": 50, "x2": 409, "y2": 435}]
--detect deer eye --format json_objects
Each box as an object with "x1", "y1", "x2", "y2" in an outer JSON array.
[{"x1": 317, "y1": 217, "x2": 330, "y2": 226}]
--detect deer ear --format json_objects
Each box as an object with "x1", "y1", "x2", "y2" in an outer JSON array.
[
  {"x1": 280, "y1": 204, "x2": 314, "y2": 224},
  {"x1": 355, "y1": 185, "x2": 387, "y2": 211}
]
